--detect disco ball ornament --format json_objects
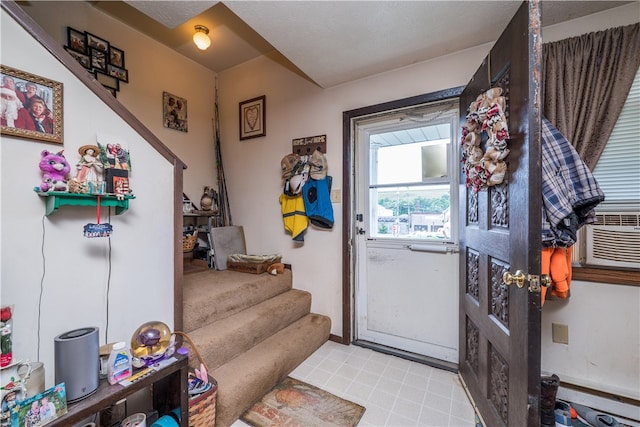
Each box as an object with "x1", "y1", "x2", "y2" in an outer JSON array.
[{"x1": 130, "y1": 321, "x2": 176, "y2": 367}]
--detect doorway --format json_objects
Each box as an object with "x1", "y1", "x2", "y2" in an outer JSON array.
[{"x1": 344, "y1": 90, "x2": 463, "y2": 367}]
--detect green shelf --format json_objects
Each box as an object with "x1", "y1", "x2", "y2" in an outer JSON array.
[{"x1": 34, "y1": 190, "x2": 135, "y2": 216}]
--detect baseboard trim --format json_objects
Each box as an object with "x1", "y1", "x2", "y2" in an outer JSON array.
[
  {"x1": 329, "y1": 334, "x2": 346, "y2": 344},
  {"x1": 557, "y1": 384, "x2": 640, "y2": 426},
  {"x1": 560, "y1": 381, "x2": 640, "y2": 407}
]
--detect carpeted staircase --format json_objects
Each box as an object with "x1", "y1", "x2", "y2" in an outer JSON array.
[{"x1": 182, "y1": 268, "x2": 331, "y2": 426}]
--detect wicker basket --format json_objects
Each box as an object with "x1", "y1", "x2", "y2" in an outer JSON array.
[
  {"x1": 173, "y1": 331, "x2": 217, "y2": 426},
  {"x1": 188, "y1": 377, "x2": 217, "y2": 426},
  {"x1": 183, "y1": 232, "x2": 198, "y2": 253}
]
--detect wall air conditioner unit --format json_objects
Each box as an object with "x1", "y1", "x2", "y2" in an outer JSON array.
[{"x1": 582, "y1": 212, "x2": 640, "y2": 269}]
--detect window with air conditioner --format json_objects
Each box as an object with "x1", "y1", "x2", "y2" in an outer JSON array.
[{"x1": 577, "y1": 67, "x2": 640, "y2": 269}]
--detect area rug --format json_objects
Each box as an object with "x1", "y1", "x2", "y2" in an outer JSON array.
[{"x1": 241, "y1": 377, "x2": 366, "y2": 427}]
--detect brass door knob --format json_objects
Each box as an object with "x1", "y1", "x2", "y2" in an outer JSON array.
[{"x1": 503, "y1": 270, "x2": 525, "y2": 288}]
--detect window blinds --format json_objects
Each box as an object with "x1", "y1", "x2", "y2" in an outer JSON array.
[{"x1": 592, "y1": 67, "x2": 640, "y2": 211}]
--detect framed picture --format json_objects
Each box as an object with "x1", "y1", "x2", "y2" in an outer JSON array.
[
  {"x1": 109, "y1": 46, "x2": 125, "y2": 68},
  {"x1": 162, "y1": 91, "x2": 188, "y2": 132},
  {"x1": 86, "y1": 31, "x2": 109, "y2": 53},
  {"x1": 65, "y1": 46, "x2": 91, "y2": 69},
  {"x1": 0, "y1": 65, "x2": 63, "y2": 144},
  {"x1": 107, "y1": 64, "x2": 129, "y2": 83},
  {"x1": 9, "y1": 383, "x2": 67, "y2": 426},
  {"x1": 239, "y1": 95, "x2": 266, "y2": 140},
  {"x1": 67, "y1": 27, "x2": 86, "y2": 53},
  {"x1": 95, "y1": 71, "x2": 119, "y2": 91},
  {"x1": 105, "y1": 87, "x2": 117, "y2": 98},
  {"x1": 90, "y1": 48, "x2": 107, "y2": 72}
]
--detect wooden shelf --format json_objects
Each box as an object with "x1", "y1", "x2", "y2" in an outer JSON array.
[
  {"x1": 48, "y1": 356, "x2": 188, "y2": 426},
  {"x1": 34, "y1": 190, "x2": 135, "y2": 216}
]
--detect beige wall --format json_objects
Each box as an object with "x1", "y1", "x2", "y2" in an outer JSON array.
[
  {"x1": 218, "y1": 3, "x2": 639, "y2": 401},
  {"x1": 1, "y1": 10, "x2": 175, "y2": 387},
  {"x1": 217, "y1": 45, "x2": 488, "y2": 336},
  {"x1": 18, "y1": 1, "x2": 218, "y2": 202},
  {"x1": 2, "y1": 0, "x2": 638, "y2": 405}
]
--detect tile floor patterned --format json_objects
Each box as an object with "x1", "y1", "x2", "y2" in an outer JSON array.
[{"x1": 232, "y1": 340, "x2": 477, "y2": 427}]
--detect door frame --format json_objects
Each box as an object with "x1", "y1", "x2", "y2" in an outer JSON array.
[{"x1": 341, "y1": 87, "x2": 464, "y2": 344}]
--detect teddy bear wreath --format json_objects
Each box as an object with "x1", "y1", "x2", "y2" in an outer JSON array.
[{"x1": 461, "y1": 87, "x2": 510, "y2": 192}]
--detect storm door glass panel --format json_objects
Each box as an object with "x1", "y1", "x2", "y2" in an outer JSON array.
[{"x1": 368, "y1": 112, "x2": 456, "y2": 241}]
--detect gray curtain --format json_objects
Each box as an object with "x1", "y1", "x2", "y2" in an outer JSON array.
[{"x1": 542, "y1": 23, "x2": 640, "y2": 169}]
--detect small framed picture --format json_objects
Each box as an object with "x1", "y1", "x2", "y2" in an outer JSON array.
[
  {"x1": 65, "y1": 47, "x2": 90, "y2": 69},
  {"x1": 109, "y1": 46, "x2": 125, "y2": 68},
  {"x1": 90, "y1": 47, "x2": 107, "y2": 72},
  {"x1": 94, "y1": 70, "x2": 120, "y2": 91},
  {"x1": 86, "y1": 31, "x2": 109, "y2": 53},
  {"x1": 239, "y1": 95, "x2": 266, "y2": 140},
  {"x1": 0, "y1": 64, "x2": 64, "y2": 144},
  {"x1": 162, "y1": 91, "x2": 188, "y2": 132},
  {"x1": 106, "y1": 87, "x2": 117, "y2": 98},
  {"x1": 67, "y1": 27, "x2": 86, "y2": 53},
  {"x1": 107, "y1": 64, "x2": 129, "y2": 83},
  {"x1": 10, "y1": 383, "x2": 67, "y2": 426}
]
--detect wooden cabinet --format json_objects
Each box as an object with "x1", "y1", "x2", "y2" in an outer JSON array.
[{"x1": 48, "y1": 356, "x2": 188, "y2": 426}]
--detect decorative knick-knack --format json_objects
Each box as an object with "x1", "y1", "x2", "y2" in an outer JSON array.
[{"x1": 200, "y1": 186, "x2": 214, "y2": 211}]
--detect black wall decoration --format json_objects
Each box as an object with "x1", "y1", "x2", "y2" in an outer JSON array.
[{"x1": 65, "y1": 27, "x2": 129, "y2": 98}]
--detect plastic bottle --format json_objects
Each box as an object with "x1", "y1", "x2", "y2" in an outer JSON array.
[{"x1": 107, "y1": 341, "x2": 132, "y2": 385}]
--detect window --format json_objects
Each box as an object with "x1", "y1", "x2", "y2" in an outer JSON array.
[
  {"x1": 573, "y1": 67, "x2": 640, "y2": 284},
  {"x1": 363, "y1": 102, "x2": 458, "y2": 242},
  {"x1": 591, "y1": 68, "x2": 640, "y2": 212}
]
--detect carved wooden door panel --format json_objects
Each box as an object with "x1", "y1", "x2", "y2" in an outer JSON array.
[{"x1": 458, "y1": 2, "x2": 542, "y2": 426}]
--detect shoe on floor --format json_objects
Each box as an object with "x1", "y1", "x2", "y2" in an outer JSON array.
[
  {"x1": 554, "y1": 401, "x2": 572, "y2": 426},
  {"x1": 570, "y1": 402, "x2": 621, "y2": 427}
]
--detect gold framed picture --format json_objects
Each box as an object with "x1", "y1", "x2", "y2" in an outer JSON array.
[{"x1": 1, "y1": 65, "x2": 63, "y2": 144}]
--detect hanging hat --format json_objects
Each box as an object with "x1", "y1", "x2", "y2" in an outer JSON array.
[
  {"x1": 78, "y1": 144, "x2": 100, "y2": 156},
  {"x1": 0, "y1": 87, "x2": 18, "y2": 100},
  {"x1": 309, "y1": 150, "x2": 327, "y2": 180},
  {"x1": 281, "y1": 153, "x2": 300, "y2": 180}
]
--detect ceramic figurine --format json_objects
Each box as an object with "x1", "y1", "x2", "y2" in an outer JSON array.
[{"x1": 200, "y1": 186, "x2": 217, "y2": 211}]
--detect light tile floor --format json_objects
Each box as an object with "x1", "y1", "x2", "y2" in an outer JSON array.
[{"x1": 232, "y1": 340, "x2": 478, "y2": 426}]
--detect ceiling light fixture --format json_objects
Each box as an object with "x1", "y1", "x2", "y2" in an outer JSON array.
[{"x1": 193, "y1": 25, "x2": 211, "y2": 50}]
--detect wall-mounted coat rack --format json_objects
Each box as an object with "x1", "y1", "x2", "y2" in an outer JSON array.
[{"x1": 292, "y1": 134, "x2": 326, "y2": 155}]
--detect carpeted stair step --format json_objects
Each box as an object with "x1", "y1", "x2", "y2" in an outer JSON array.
[
  {"x1": 183, "y1": 269, "x2": 292, "y2": 333},
  {"x1": 187, "y1": 289, "x2": 312, "y2": 371},
  {"x1": 212, "y1": 313, "x2": 331, "y2": 427}
]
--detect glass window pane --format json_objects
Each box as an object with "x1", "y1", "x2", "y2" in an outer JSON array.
[{"x1": 369, "y1": 184, "x2": 450, "y2": 240}]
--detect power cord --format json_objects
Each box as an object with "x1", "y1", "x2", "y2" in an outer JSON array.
[
  {"x1": 37, "y1": 215, "x2": 46, "y2": 361},
  {"x1": 105, "y1": 207, "x2": 112, "y2": 343},
  {"x1": 37, "y1": 207, "x2": 115, "y2": 357}
]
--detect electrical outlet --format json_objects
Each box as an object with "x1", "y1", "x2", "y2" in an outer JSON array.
[
  {"x1": 330, "y1": 189, "x2": 341, "y2": 203},
  {"x1": 552, "y1": 323, "x2": 569, "y2": 344}
]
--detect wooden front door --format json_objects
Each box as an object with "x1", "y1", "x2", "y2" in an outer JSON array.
[{"x1": 458, "y1": 1, "x2": 543, "y2": 426}]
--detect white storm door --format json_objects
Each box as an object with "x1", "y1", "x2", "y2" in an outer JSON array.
[{"x1": 354, "y1": 100, "x2": 460, "y2": 364}]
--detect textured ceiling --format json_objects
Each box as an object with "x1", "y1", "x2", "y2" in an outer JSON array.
[{"x1": 93, "y1": 1, "x2": 635, "y2": 88}]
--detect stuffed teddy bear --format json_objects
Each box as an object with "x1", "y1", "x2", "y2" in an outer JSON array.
[
  {"x1": 37, "y1": 150, "x2": 70, "y2": 192},
  {"x1": 267, "y1": 262, "x2": 285, "y2": 275}
]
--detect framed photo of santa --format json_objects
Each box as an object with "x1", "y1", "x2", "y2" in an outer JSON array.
[{"x1": 0, "y1": 65, "x2": 63, "y2": 144}]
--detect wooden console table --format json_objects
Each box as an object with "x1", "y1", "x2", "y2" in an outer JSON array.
[{"x1": 48, "y1": 356, "x2": 188, "y2": 426}]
